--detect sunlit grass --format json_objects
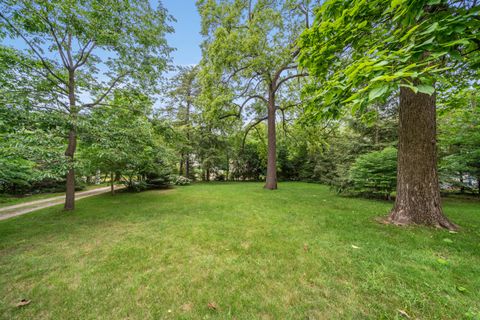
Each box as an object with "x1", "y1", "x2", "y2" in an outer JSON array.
[{"x1": 0, "y1": 182, "x2": 479, "y2": 319}]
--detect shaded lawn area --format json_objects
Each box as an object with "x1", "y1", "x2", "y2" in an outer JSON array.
[{"x1": 0, "y1": 182, "x2": 479, "y2": 319}]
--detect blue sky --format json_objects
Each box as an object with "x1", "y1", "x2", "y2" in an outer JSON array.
[
  {"x1": 3, "y1": 0, "x2": 202, "y2": 67},
  {"x1": 163, "y1": 0, "x2": 202, "y2": 66}
]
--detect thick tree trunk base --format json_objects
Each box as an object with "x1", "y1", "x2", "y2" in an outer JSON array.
[
  {"x1": 387, "y1": 208, "x2": 457, "y2": 230},
  {"x1": 264, "y1": 181, "x2": 277, "y2": 190}
]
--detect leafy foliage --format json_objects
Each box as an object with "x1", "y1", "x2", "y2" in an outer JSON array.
[
  {"x1": 348, "y1": 147, "x2": 398, "y2": 199},
  {"x1": 299, "y1": 0, "x2": 479, "y2": 118}
]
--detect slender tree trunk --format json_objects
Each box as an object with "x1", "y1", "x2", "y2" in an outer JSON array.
[
  {"x1": 110, "y1": 172, "x2": 115, "y2": 195},
  {"x1": 459, "y1": 172, "x2": 465, "y2": 194},
  {"x1": 264, "y1": 86, "x2": 277, "y2": 189},
  {"x1": 206, "y1": 168, "x2": 210, "y2": 182},
  {"x1": 226, "y1": 153, "x2": 230, "y2": 181},
  {"x1": 64, "y1": 69, "x2": 77, "y2": 211},
  {"x1": 388, "y1": 87, "x2": 456, "y2": 229},
  {"x1": 185, "y1": 155, "x2": 190, "y2": 179},
  {"x1": 179, "y1": 154, "x2": 184, "y2": 176}
]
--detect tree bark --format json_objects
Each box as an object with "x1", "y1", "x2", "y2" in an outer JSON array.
[
  {"x1": 179, "y1": 154, "x2": 184, "y2": 176},
  {"x1": 388, "y1": 86, "x2": 456, "y2": 229},
  {"x1": 64, "y1": 69, "x2": 77, "y2": 211},
  {"x1": 185, "y1": 155, "x2": 190, "y2": 179},
  {"x1": 264, "y1": 86, "x2": 277, "y2": 189}
]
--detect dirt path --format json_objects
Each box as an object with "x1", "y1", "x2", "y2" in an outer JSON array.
[{"x1": 0, "y1": 186, "x2": 124, "y2": 221}]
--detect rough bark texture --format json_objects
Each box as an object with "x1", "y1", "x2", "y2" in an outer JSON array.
[
  {"x1": 64, "y1": 129, "x2": 76, "y2": 210},
  {"x1": 64, "y1": 69, "x2": 77, "y2": 211},
  {"x1": 388, "y1": 87, "x2": 456, "y2": 230},
  {"x1": 264, "y1": 86, "x2": 277, "y2": 190}
]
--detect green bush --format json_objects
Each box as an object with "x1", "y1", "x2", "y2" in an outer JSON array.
[
  {"x1": 348, "y1": 147, "x2": 397, "y2": 199},
  {"x1": 171, "y1": 175, "x2": 191, "y2": 186}
]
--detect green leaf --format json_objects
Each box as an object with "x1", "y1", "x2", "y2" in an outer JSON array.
[
  {"x1": 368, "y1": 84, "x2": 389, "y2": 101},
  {"x1": 421, "y1": 22, "x2": 439, "y2": 35},
  {"x1": 436, "y1": 258, "x2": 448, "y2": 265},
  {"x1": 443, "y1": 238, "x2": 453, "y2": 244},
  {"x1": 456, "y1": 286, "x2": 468, "y2": 293},
  {"x1": 417, "y1": 84, "x2": 435, "y2": 95}
]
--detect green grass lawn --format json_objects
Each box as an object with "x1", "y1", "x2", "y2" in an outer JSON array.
[{"x1": 0, "y1": 182, "x2": 479, "y2": 319}]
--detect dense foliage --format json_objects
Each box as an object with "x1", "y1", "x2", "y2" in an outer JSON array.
[{"x1": 0, "y1": 0, "x2": 478, "y2": 208}]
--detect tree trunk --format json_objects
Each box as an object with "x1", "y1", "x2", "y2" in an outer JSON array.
[
  {"x1": 64, "y1": 68, "x2": 77, "y2": 211},
  {"x1": 264, "y1": 86, "x2": 277, "y2": 190},
  {"x1": 64, "y1": 129, "x2": 76, "y2": 210},
  {"x1": 185, "y1": 155, "x2": 190, "y2": 179},
  {"x1": 226, "y1": 153, "x2": 230, "y2": 181},
  {"x1": 179, "y1": 155, "x2": 184, "y2": 176},
  {"x1": 388, "y1": 86, "x2": 456, "y2": 229},
  {"x1": 110, "y1": 172, "x2": 115, "y2": 195},
  {"x1": 459, "y1": 172, "x2": 465, "y2": 194}
]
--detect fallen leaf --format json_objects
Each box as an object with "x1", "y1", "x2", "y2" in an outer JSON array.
[
  {"x1": 449, "y1": 230, "x2": 458, "y2": 234},
  {"x1": 181, "y1": 302, "x2": 193, "y2": 312},
  {"x1": 351, "y1": 245, "x2": 360, "y2": 249},
  {"x1": 15, "y1": 299, "x2": 31, "y2": 308},
  {"x1": 207, "y1": 302, "x2": 218, "y2": 310},
  {"x1": 397, "y1": 309, "x2": 410, "y2": 318},
  {"x1": 443, "y1": 238, "x2": 453, "y2": 244},
  {"x1": 303, "y1": 244, "x2": 309, "y2": 252},
  {"x1": 457, "y1": 286, "x2": 468, "y2": 293},
  {"x1": 436, "y1": 258, "x2": 448, "y2": 265}
]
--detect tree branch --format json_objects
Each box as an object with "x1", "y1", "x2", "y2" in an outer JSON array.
[
  {"x1": 0, "y1": 12, "x2": 67, "y2": 85},
  {"x1": 74, "y1": 40, "x2": 96, "y2": 69},
  {"x1": 275, "y1": 72, "x2": 308, "y2": 93},
  {"x1": 242, "y1": 115, "x2": 267, "y2": 148},
  {"x1": 81, "y1": 73, "x2": 128, "y2": 109}
]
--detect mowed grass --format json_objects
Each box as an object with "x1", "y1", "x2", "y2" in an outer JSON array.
[{"x1": 0, "y1": 182, "x2": 479, "y2": 319}]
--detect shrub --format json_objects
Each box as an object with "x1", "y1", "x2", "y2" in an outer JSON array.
[
  {"x1": 124, "y1": 180, "x2": 148, "y2": 192},
  {"x1": 348, "y1": 147, "x2": 397, "y2": 199},
  {"x1": 172, "y1": 175, "x2": 191, "y2": 186}
]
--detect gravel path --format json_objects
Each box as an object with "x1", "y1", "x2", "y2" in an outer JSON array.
[{"x1": 0, "y1": 186, "x2": 124, "y2": 221}]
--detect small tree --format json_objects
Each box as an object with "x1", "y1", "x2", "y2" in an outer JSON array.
[
  {"x1": 349, "y1": 147, "x2": 397, "y2": 200},
  {"x1": 0, "y1": 0, "x2": 172, "y2": 210}
]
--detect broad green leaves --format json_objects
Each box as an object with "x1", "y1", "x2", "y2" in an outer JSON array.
[{"x1": 299, "y1": 0, "x2": 479, "y2": 120}]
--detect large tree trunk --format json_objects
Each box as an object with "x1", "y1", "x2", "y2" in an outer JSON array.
[
  {"x1": 64, "y1": 68, "x2": 77, "y2": 211},
  {"x1": 388, "y1": 86, "x2": 456, "y2": 229},
  {"x1": 264, "y1": 87, "x2": 277, "y2": 190}
]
